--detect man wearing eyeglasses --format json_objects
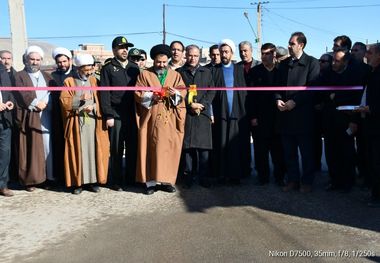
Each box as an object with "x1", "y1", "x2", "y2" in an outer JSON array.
[
  {"x1": 275, "y1": 32, "x2": 320, "y2": 193},
  {"x1": 99, "y1": 36, "x2": 140, "y2": 191}
]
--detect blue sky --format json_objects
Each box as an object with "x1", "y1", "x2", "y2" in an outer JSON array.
[{"x1": 0, "y1": 0, "x2": 379, "y2": 60}]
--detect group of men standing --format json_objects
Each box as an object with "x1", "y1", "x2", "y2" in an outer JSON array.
[{"x1": 0, "y1": 32, "x2": 379, "y2": 208}]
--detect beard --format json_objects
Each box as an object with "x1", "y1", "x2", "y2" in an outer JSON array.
[{"x1": 26, "y1": 64, "x2": 40, "y2": 73}]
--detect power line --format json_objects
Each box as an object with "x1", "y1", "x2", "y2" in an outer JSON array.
[
  {"x1": 166, "y1": 3, "x2": 380, "y2": 10},
  {"x1": 29, "y1": 32, "x2": 161, "y2": 40},
  {"x1": 166, "y1": 4, "x2": 255, "y2": 10},
  {"x1": 264, "y1": 8, "x2": 368, "y2": 41},
  {"x1": 166, "y1": 32, "x2": 215, "y2": 44},
  {"x1": 269, "y1": 4, "x2": 380, "y2": 9},
  {"x1": 264, "y1": 7, "x2": 342, "y2": 36}
]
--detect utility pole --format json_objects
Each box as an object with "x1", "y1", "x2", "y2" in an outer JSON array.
[
  {"x1": 8, "y1": 0, "x2": 28, "y2": 70},
  {"x1": 251, "y1": 1, "x2": 269, "y2": 60},
  {"x1": 163, "y1": 4, "x2": 166, "y2": 45}
]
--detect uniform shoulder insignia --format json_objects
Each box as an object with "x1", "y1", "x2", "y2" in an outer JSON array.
[{"x1": 104, "y1": 59, "x2": 112, "y2": 66}]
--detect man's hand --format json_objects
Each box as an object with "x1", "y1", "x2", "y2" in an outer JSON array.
[
  {"x1": 36, "y1": 101, "x2": 47, "y2": 111},
  {"x1": 285, "y1": 99, "x2": 296, "y2": 111},
  {"x1": 80, "y1": 92, "x2": 92, "y2": 101},
  {"x1": 251, "y1": 118, "x2": 258, "y2": 127},
  {"x1": 277, "y1": 100, "x2": 287, "y2": 111},
  {"x1": 5, "y1": 101, "x2": 14, "y2": 110},
  {"x1": 106, "y1": 118, "x2": 115, "y2": 128},
  {"x1": 168, "y1": 87, "x2": 177, "y2": 96},
  {"x1": 190, "y1": 102, "x2": 204, "y2": 115},
  {"x1": 0, "y1": 103, "x2": 7, "y2": 112},
  {"x1": 348, "y1": 122, "x2": 358, "y2": 135},
  {"x1": 354, "y1": 105, "x2": 370, "y2": 113},
  {"x1": 83, "y1": 105, "x2": 93, "y2": 113}
]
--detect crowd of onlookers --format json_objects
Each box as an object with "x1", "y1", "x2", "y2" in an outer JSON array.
[{"x1": 0, "y1": 31, "x2": 379, "y2": 208}]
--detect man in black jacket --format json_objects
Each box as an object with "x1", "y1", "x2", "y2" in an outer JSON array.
[
  {"x1": 356, "y1": 43, "x2": 380, "y2": 207},
  {"x1": 321, "y1": 49, "x2": 369, "y2": 192},
  {"x1": 0, "y1": 64, "x2": 15, "y2": 196},
  {"x1": 212, "y1": 39, "x2": 251, "y2": 184},
  {"x1": 247, "y1": 43, "x2": 286, "y2": 186},
  {"x1": 0, "y1": 50, "x2": 16, "y2": 86},
  {"x1": 177, "y1": 44, "x2": 216, "y2": 188},
  {"x1": 99, "y1": 36, "x2": 140, "y2": 191},
  {"x1": 275, "y1": 32, "x2": 319, "y2": 193}
]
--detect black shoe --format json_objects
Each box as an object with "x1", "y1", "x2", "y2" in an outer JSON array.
[
  {"x1": 255, "y1": 179, "x2": 269, "y2": 186},
  {"x1": 228, "y1": 178, "x2": 241, "y2": 186},
  {"x1": 368, "y1": 198, "x2": 380, "y2": 208},
  {"x1": 276, "y1": 181, "x2": 285, "y2": 187},
  {"x1": 325, "y1": 184, "x2": 340, "y2": 191},
  {"x1": 339, "y1": 186, "x2": 352, "y2": 194},
  {"x1": 199, "y1": 179, "x2": 212, "y2": 188},
  {"x1": 160, "y1": 184, "x2": 176, "y2": 193},
  {"x1": 88, "y1": 185, "x2": 100, "y2": 193},
  {"x1": 112, "y1": 184, "x2": 123, "y2": 192},
  {"x1": 72, "y1": 187, "x2": 82, "y2": 195},
  {"x1": 145, "y1": 186, "x2": 155, "y2": 195}
]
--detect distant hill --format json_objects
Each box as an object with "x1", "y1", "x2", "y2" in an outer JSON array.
[{"x1": 0, "y1": 38, "x2": 57, "y2": 66}]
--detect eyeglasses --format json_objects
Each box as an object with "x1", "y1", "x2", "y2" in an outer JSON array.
[{"x1": 288, "y1": 42, "x2": 297, "y2": 46}]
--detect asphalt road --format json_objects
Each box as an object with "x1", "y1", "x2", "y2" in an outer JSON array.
[{"x1": 2, "y1": 172, "x2": 378, "y2": 263}]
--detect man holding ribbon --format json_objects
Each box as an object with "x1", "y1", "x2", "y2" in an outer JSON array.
[{"x1": 135, "y1": 44, "x2": 186, "y2": 195}]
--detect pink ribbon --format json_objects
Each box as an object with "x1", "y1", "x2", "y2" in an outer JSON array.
[{"x1": 0, "y1": 86, "x2": 363, "y2": 91}]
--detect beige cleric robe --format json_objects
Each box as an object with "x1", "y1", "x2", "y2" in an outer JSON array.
[
  {"x1": 13, "y1": 69, "x2": 58, "y2": 186},
  {"x1": 135, "y1": 67, "x2": 186, "y2": 185},
  {"x1": 60, "y1": 76, "x2": 109, "y2": 187}
]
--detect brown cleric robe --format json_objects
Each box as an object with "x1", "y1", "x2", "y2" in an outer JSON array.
[
  {"x1": 60, "y1": 76, "x2": 109, "y2": 187},
  {"x1": 135, "y1": 67, "x2": 186, "y2": 185},
  {"x1": 13, "y1": 69, "x2": 58, "y2": 186}
]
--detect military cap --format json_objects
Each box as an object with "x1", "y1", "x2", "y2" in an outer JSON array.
[
  {"x1": 112, "y1": 36, "x2": 134, "y2": 49},
  {"x1": 128, "y1": 48, "x2": 142, "y2": 58}
]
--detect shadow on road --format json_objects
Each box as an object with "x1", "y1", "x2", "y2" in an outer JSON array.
[{"x1": 177, "y1": 171, "x2": 380, "y2": 233}]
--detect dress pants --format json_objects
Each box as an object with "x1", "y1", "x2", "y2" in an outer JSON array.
[
  {"x1": 368, "y1": 135, "x2": 380, "y2": 199},
  {"x1": 282, "y1": 134, "x2": 315, "y2": 185},
  {"x1": 324, "y1": 132, "x2": 356, "y2": 189},
  {"x1": 0, "y1": 123, "x2": 11, "y2": 188},
  {"x1": 254, "y1": 135, "x2": 286, "y2": 184},
  {"x1": 108, "y1": 111, "x2": 137, "y2": 186},
  {"x1": 184, "y1": 148, "x2": 209, "y2": 184}
]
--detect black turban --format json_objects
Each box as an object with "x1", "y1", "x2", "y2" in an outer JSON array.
[{"x1": 150, "y1": 44, "x2": 172, "y2": 60}]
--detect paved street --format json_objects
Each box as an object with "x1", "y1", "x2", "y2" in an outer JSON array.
[{"x1": 1, "y1": 173, "x2": 379, "y2": 263}]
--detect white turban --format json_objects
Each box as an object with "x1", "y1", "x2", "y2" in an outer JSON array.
[
  {"x1": 52, "y1": 47, "x2": 72, "y2": 59},
  {"x1": 73, "y1": 53, "x2": 94, "y2": 67},
  {"x1": 25, "y1": 45, "x2": 44, "y2": 58},
  {"x1": 219, "y1": 39, "x2": 236, "y2": 54}
]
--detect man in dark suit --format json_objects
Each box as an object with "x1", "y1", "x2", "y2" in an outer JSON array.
[
  {"x1": 0, "y1": 50, "x2": 16, "y2": 86},
  {"x1": 275, "y1": 32, "x2": 320, "y2": 193},
  {"x1": 321, "y1": 49, "x2": 369, "y2": 192},
  {"x1": 237, "y1": 41, "x2": 260, "y2": 84},
  {"x1": 177, "y1": 44, "x2": 216, "y2": 188},
  {"x1": 212, "y1": 39, "x2": 251, "y2": 184},
  {"x1": 247, "y1": 43, "x2": 286, "y2": 186},
  {"x1": 0, "y1": 64, "x2": 15, "y2": 196},
  {"x1": 356, "y1": 43, "x2": 380, "y2": 207},
  {"x1": 205, "y1": 44, "x2": 221, "y2": 69}
]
